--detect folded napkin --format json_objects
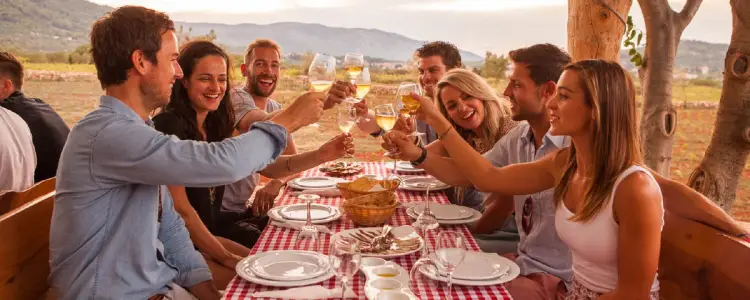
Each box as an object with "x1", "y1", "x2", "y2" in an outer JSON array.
[
  {"x1": 290, "y1": 188, "x2": 341, "y2": 197},
  {"x1": 251, "y1": 286, "x2": 358, "y2": 299},
  {"x1": 271, "y1": 221, "x2": 332, "y2": 234}
]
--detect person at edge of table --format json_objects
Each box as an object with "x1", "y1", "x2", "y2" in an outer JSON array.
[
  {"x1": 352, "y1": 41, "x2": 522, "y2": 253},
  {"x1": 0, "y1": 51, "x2": 70, "y2": 183},
  {"x1": 152, "y1": 40, "x2": 354, "y2": 289},
  {"x1": 219, "y1": 38, "x2": 356, "y2": 244},
  {"x1": 0, "y1": 106, "x2": 35, "y2": 193},
  {"x1": 48, "y1": 6, "x2": 328, "y2": 300},
  {"x1": 384, "y1": 53, "x2": 749, "y2": 299}
]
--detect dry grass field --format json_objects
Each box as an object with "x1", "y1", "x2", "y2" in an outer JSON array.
[{"x1": 22, "y1": 74, "x2": 749, "y2": 221}]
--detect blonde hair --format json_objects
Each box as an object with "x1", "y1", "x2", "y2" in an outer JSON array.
[
  {"x1": 435, "y1": 69, "x2": 514, "y2": 204},
  {"x1": 435, "y1": 68, "x2": 513, "y2": 151},
  {"x1": 553, "y1": 60, "x2": 642, "y2": 222},
  {"x1": 244, "y1": 39, "x2": 282, "y2": 63}
]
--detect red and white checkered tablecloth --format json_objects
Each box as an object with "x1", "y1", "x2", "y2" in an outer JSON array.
[{"x1": 223, "y1": 161, "x2": 513, "y2": 300}]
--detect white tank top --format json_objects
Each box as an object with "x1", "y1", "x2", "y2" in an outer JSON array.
[{"x1": 555, "y1": 165, "x2": 664, "y2": 293}]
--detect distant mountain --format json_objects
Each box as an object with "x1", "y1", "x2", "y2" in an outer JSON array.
[
  {"x1": 0, "y1": 0, "x2": 482, "y2": 61},
  {"x1": 620, "y1": 40, "x2": 729, "y2": 75}
]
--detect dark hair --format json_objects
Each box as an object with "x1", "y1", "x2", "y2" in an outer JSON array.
[
  {"x1": 90, "y1": 6, "x2": 175, "y2": 87},
  {"x1": 0, "y1": 52, "x2": 23, "y2": 89},
  {"x1": 508, "y1": 43, "x2": 572, "y2": 85},
  {"x1": 415, "y1": 41, "x2": 463, "y2": 69},
  {"x1": 163, "y1": 40, "x2": 235, "y2": 142}
]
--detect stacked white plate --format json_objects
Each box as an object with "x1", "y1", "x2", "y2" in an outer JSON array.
[
  {"x1": 417, "y1": 251, "x2": 520, "y2": 286},
  {"x1": 288, "y1": 176, "x2": 341, "y2": 191},
  {"x1": 236, "y1": 250, "x2": 334, "y2": 287},
  {"x1": 268, "y1": 203, "x2": 341, "y2": 224},
  {"x1": 398, "y1": 176, "x2": 450, "y2": 192},
  {"x1": 387, "y1": 161, "x2": 425, "y2": 174},
  {"x1": 406, "y1": 203, "x2": 482, "y2": 225}
]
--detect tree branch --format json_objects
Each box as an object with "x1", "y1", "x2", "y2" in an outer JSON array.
[{"x1": 674, "y1": 0, "x2": 703, "y2": 32}]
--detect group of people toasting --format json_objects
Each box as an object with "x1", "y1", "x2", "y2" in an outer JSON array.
[{"x1": 38, "y1": 4, "x2": 748, "y2": 300}]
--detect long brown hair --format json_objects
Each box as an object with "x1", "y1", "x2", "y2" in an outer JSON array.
[
  {"x1": 163, "y1": 40, "x2": 235, "y2": 142},
  {"x1": 553, "y1": 60, "x2": 642, "y2": 222}
]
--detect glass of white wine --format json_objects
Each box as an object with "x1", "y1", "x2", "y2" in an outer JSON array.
[
  {"x1": 337, "y1": 106, "x2": 357, "y2": 158},
  {"x1": 344, "y1": 53, "x2": 365, "y2": 104},
  {"x1": 398, "y1": 82, "x2": 425, "y2": 137},
  {"x1": 307, "y1": 53, "x2": 336, "y2": 127}
]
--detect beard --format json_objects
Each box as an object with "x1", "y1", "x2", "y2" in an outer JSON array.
[
  {"x1": 250, "y1": 73, "x2": 277, "y2": 97},
  {"x1": 140, "y1": 76, "x2": 170, "y2": 111}
]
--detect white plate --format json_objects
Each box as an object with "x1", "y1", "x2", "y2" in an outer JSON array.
[
  {"x1": 398, "y1": 177, "x2": 450, "y2": 192},
  {"x1": 387, "y1": 161, "x2": 425, "y2": 173},
  {"x1": 418, "y1": 253, "x2": 520, "y2": 286},
  {"x1": 291, "y1": 177, "x2": 338, "y2": 189},
  {"x1": 412, "y1": 203, "x2": 474, "y2": 220},
  {"x1": 333, "y1": 225, "x2": 424, "y2": 258},
  {"x1": 248, "y1": 250, "x2": 329, "y2": 282},
  {"x1": 406, "y1": 206, "x2": 481, "y2": 225},
  {"x1": 279, "y1": 204, "x2": 337, "y2": 221},
  {"x1": 429, "y1": 251, "x2": 510, "y2": 281},
  {"x1": 268, "y1": 205, "x2": 341, "y2": 225},
  {"x1": 237, "y1": 254, "x2": 335, "y2": 287}
]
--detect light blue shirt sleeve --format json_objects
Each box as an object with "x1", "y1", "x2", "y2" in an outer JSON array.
[
  {"x1": 482, "y1": 134, "x2": 511, "y2": 168},
  {"x1": 90, "y1": 120, "x2": 287, "y2": 188},
  {"x1": 157, "y1": 186, "x2": 212, "y2": 287}
]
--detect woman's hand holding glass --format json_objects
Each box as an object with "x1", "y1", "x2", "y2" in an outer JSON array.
[{"x1": 381, "y1": 130, "x2": 423, "y2": 162}]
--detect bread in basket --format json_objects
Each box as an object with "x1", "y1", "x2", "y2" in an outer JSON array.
[
  {"x1": 336, "y1": 177, "x2": 401, "y2": 200},
  {"x1": 340, "y1": 190, "x2": 399, "y2": 226}
]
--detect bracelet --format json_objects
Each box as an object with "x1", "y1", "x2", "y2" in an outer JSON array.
[
  {"x1": 438, "y1": 126, "x2": 453, "y2": 140},
  {"x1": 410, "y1": 145, "x2": 427, "y2": 166}
]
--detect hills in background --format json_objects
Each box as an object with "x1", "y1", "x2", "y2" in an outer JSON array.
[{"x1": 0, "y1": 0, "x2": 731, "y2": 73}]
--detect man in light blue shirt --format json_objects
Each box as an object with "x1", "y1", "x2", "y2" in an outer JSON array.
[{"x1": 48, "y1": 6, "x2": 324, "y2": 300}]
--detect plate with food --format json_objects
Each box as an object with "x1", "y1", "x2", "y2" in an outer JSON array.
[
  {"x1": 319, "y1": 161, "x2": 364, "y2": 176},
  {"x1": 332, "y1": 225, "x2": 423, "y2": 258}
]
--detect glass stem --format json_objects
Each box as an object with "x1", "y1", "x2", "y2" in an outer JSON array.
[
  {"x1": 305, "y1": 199, "x2": 313, "y2": 227},
  {"x1": 446, "y1": 271, "x2": 454, "y2": 300}
]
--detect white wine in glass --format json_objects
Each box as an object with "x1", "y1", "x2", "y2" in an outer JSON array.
[
  {"x1": 344, "y1": 53, "x2": 365, "y2": 81},
  {"x1": 398, "y1": 82, "x2": 424, "y2": 137},
  {"x1": 354, "y1": 67, "x2": 371, "y2": 100},
  {"x1": 374, "y1": 104, "x2": 400, "y2": 158},
  {"x1": 306, "y1": 53, "x2": 336, "y2": 127}
]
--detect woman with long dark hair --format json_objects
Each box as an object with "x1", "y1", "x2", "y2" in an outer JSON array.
[{"x1": 154, "y1": 40, "x2": 353, "y2": 288}]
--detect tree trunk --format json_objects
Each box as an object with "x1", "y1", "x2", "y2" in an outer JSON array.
[
  {"x1": 687, "y1": 0, "x2": 750, "y2": 212},
  {"x1": 568, "y1": 0, "x2": 633, "y2": 62},
  {"x1": 638, "y1": 0, "x2": 702, "y2": 176}
]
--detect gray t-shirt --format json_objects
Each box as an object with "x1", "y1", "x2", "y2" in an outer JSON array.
[
  {"x1": 222, "y1": 87, "x2": 286, "y2": 212},
  {"x1": 482, "y1": 122, "x2": 574, "y2": 287}
]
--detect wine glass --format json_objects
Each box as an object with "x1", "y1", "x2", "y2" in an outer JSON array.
[
  {"x1": 292, "y1": 194, "x2": 322, "y2": 253},
  {"x1": 344, "y1": 53, "x2": 365, "y2": 83},
  {"x1": 307, "y1": 53, "x2": 336, "y2": 127},
  {"x1": 435, "y1": 231, "x2": 467, "y2": 300},
  {"x1": 409, "y1": 183, "x2": 439, "y2": 283},
  {"x1": 398, "y1": 82, "x2": 424, "y2": 137},
  {"x1": 329, "y1": 235, "x2": 362, "y2": 299},
  {"x1": 347, "y1": 66, "x2": 371, "y2": 104},
  {"x1": 374, "y1": 104, "x2": 402, "y2": 183},
  {"x1": 337, "y1": 106, "x2": 357, "y2": 158}
]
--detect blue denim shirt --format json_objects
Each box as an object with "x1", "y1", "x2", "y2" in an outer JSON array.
[{"x1": 49, "y1": 96, "x2": 287, "y2": 299}]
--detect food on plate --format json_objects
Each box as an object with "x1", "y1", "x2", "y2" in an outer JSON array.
[
  {"x1": 319, "y1": 161, "x2": 363, "y2": 176},
  {"x1": 348, "y1": 228, "x2": 421, "y2": 254}
]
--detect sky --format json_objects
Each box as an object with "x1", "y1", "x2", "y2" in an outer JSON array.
[{"x1": 89, "y1": 0, "x2": 733, "y2": 55}]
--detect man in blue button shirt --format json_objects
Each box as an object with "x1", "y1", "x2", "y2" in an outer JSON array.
[{"x1": 48, "y1": 6, "x2": 325, "y2": 300}]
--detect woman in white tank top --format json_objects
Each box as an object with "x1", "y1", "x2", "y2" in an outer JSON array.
[{"x1": 401, "y1": 59, "x2": 664, "y2": 300}]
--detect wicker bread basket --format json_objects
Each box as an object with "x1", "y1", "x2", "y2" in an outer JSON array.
[
  {"x1": 340, "y1": 191, "x2": 399, "y2": 226},
  {"x1": 336, "y1": 178, "x2": 401, "y2": 200}
]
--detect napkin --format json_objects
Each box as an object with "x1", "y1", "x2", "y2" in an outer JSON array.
[
  {"x1": 251, "y1": 286, "x2": 358, "y2": 299},
  {"x1": 271, "y1": 220, "x2": 332, "y2": 234}
]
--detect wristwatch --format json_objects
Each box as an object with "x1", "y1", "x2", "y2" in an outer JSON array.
[{"x1": 410, "y1": 145, "x2": 427, "y2": 166}]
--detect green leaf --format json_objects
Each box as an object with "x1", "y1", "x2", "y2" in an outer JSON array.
[
  {"x1": 629, "y1": 30, "x2": 636, "y2": 39},
  {"x1": 627, "y1": 16, "x2": 633, "y2": 27},
  {"x1": 629, "y1": 49, "x2": 637, "y2": 55},
  {"x1": 637, "y1": 32, "x2": 643, "y2": 46},
  {"x1": 631, "y1": 56, "x2": 638, "y2": 63},
  {"x1": 624, "y1": 41, "x2": 632, "y2": 47}
]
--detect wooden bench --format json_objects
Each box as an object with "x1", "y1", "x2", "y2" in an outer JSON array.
[
  {"x1": 0, "y1": 187, "x2": 55, "y2": 300},
  {"x1": 659, "y1": 212, "x2": 750, "y2": 299},
  {"x1": 0, "y1": 177, "x2": 55, "y2": 215}
]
